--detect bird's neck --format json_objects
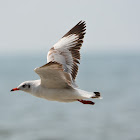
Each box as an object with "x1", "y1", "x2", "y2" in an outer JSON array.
[{"x1": 28, "y1": 80, "x2": 41, "y2": 96}]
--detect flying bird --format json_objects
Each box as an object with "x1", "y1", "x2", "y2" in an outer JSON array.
[{"x1": 11, "y1": 21, "x2": 101, "y2": 105}]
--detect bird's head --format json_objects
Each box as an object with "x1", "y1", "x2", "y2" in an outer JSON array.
[{"x1": 11, "y1": 81, "x2": 32, "y2": 93}]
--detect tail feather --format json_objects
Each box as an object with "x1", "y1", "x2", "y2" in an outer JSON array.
[{"x1": 92, "y1": 92, "x2": 102, "y2": 99}]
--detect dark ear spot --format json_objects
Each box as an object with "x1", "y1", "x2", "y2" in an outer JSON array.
[
  {"x1": 22, "y1": 84, "x2": 26, "y2": 88},
  {"x1": 28, "y1": 85, "x2": 30, "y2": 88}
]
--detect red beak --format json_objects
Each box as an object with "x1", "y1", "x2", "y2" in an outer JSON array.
[{"x1": 11, "y1": 88, "x2": 19, "y2": 92}]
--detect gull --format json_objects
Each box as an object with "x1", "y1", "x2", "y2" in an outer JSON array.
[{"x1": 11, "y1": 21, "x2": 101, "y2": 105}]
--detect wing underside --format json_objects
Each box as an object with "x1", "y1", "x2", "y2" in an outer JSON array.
[
  {"x1": 34, "y1": 62, "x2": 73, "y2": 89},
  {"x1": 47, "y1": 21, "x2": 86, "y2": 81}
]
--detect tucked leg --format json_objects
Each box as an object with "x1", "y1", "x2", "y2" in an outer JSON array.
[{"x1": 77, "y1": 99, "x2": 95, "y2": 105}]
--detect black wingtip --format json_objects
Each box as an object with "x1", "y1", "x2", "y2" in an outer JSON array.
[
  {"x1": 77, "y1": 20, "x2": 86, "y2": 29},
  {"x1": 78, "y1": 20, "x2": 86, "y2": 25},
  {"x1": 63, "y1": 20, "x2": 86, "y2": 38}
]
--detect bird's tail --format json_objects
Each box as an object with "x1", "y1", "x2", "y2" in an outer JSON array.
[
  {"x1": 77, "y1": 91, "x2": 102, "y2": 105},
  {"x1": 91, "y1": 92, "x2": 103, "y2": 99}
]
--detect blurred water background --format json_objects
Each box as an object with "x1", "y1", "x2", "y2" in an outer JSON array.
[
  {"x1": 0, "y1": 51, "x2": 140, "y2": 140},
  {"x1": 0, "y1": 0, "x2": 140, "y2": 139}
]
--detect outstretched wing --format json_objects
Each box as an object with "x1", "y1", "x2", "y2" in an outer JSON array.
[
  {"x1": 34, "y1": 62, "x2": 73, "y2": 89},
  {"x1": 47, "y1": 21, "x2": 86, "y2": 81}
]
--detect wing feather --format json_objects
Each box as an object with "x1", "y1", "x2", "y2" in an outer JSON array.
[
  {"x1": 47, "y1": 21, "x2": 86, "y2": 81},
  {"x1": 34, "y1": 62, "x2": 73, "y2": 89}
]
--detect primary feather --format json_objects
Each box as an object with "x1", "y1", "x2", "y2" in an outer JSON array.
[{"x1": 47, "y1": 21, "x2": 86, "y2": 81}]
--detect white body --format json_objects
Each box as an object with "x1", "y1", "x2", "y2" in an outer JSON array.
[{"x1": 28, "y1": 80, "x2": 95, "y2": 102}]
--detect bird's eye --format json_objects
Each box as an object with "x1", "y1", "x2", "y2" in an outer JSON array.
[{"x1": 22, "y1": 85, "x2": 26, "y2": 88}]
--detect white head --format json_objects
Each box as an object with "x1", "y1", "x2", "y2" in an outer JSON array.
[{"x1": 11, "y1": 81, "x2": 34, "y2": 93}]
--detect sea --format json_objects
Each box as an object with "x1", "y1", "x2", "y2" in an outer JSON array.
[{"x1": 0, "y1": 51, "x2": 140, "y2": 140}]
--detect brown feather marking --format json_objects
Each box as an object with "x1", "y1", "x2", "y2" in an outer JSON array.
[
  {"x1": 48, "y1": 47, "x2": 55, "y2": 56},
  {"x1": 63, "y1": 20, "x2": 86, "y2": 38},
  {"x1": 47, "y1": 21, "x2": 86, "y2": 80},
  {"x1": 64, "y1": 21, "x2": 86, "y2": 80},
  {"x1": 40, "y1": 61, "x2": 63, "y2": 70}
]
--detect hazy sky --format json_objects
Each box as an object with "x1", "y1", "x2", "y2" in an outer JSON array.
[{"x1": 0, "y1": 0, "x2": 140, "y2": 54}]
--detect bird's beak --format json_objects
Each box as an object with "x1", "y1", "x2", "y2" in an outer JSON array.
[{"x1": 11, "y1": 88, "x2": 19, "y2": 92}]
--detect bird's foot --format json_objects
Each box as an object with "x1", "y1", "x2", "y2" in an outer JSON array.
[{"x1": 77, "y1": 99, "x2": 95, "y2": 105}]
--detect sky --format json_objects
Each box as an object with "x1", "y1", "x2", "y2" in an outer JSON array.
[{"x1": 0, "y1": 0, "x2": 140, "y2": 54}]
